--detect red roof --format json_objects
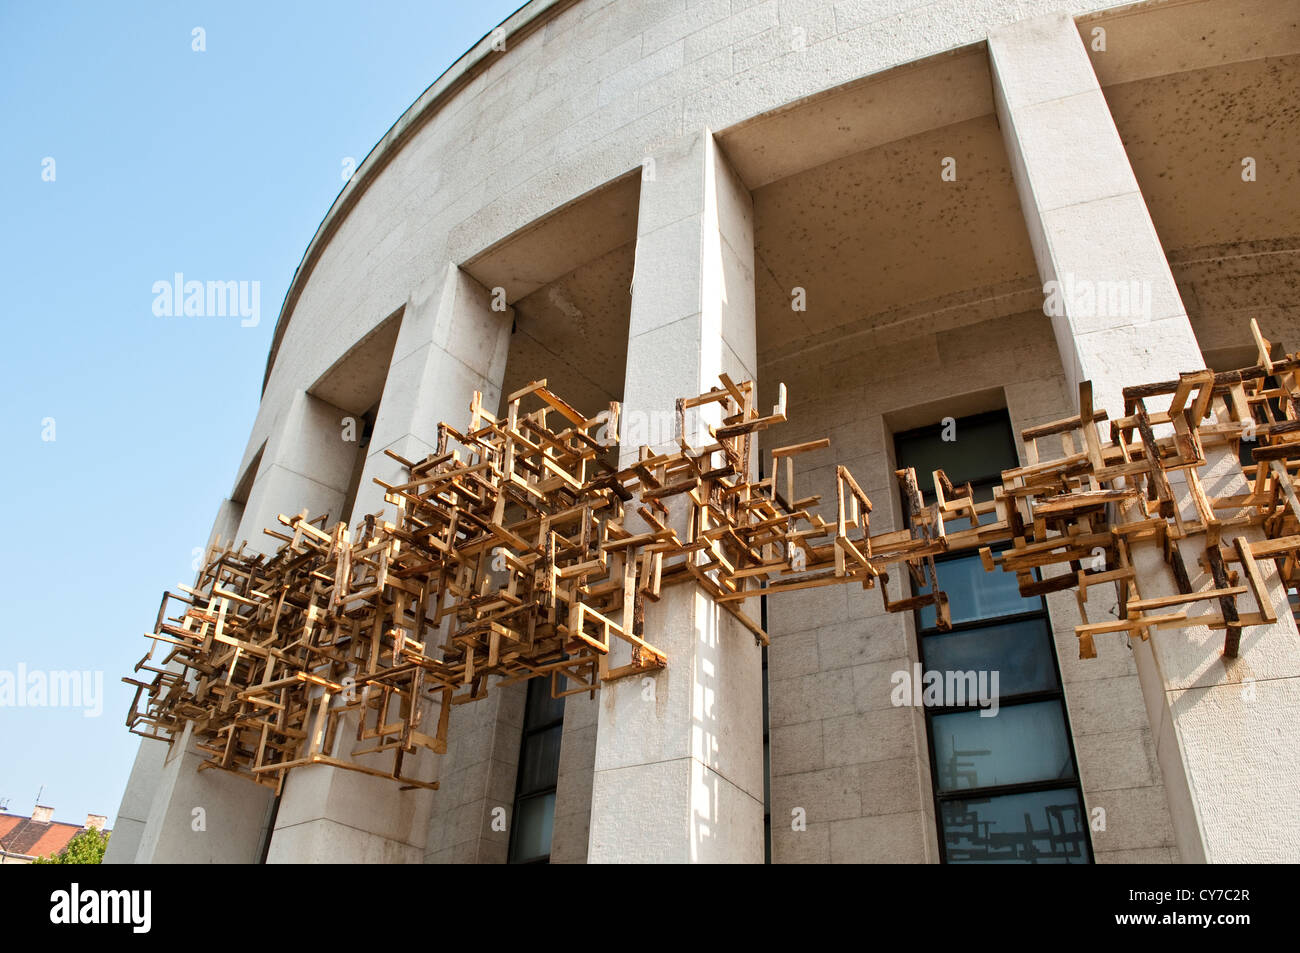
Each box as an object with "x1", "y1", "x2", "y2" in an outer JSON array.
[{"x1": 0, "y1": 812, "x2": 107, "y2": 861}]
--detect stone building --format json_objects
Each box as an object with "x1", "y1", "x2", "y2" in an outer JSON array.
[{"x1": 106, "y1": 0, "x2": 1300, "y2": 864}]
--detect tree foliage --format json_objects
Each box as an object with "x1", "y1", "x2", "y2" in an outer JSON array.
[{"x1": 32, "y1": 827, "x2": 109, "y2": 864}]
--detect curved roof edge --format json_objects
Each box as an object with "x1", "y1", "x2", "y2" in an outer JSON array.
[{"x1": 261, "y1": 0, "x2": 577, "y2": 393}]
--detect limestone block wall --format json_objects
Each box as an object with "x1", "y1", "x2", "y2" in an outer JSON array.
[{"x1": 1174, "y1": 244, "x2": 1300, "y2": 358}]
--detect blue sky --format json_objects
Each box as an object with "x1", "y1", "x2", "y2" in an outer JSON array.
[{"x1": 0, "y1": 0, "x2": 525, "y2": 834}]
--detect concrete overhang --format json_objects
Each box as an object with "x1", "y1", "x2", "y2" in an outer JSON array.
[{"x1": 261, "y1": 0, "x2": 1298, "y2": 396}]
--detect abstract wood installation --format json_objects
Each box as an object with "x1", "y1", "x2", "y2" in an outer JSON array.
[{"x1": 126, "y1": 322, "x2": 1300, "y2": 792}]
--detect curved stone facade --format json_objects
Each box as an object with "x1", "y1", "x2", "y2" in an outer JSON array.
[{"x1": 108, "y1": 0, "x2": 1300, "y2": 864}]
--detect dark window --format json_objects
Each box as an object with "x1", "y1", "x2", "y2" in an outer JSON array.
[
  {"x1": 895, "y1": 410, "x2": 1092, "y2": 864},
  {"x1": 339, "y1": 404, "x2": 378, "y2": 527},
  {"x1": 1235, "y1": 373, "x2": 1285, "y2": 469},
  {"x1": 762, "y1": 642, "x2": 771, "y2": 864},
  {"x1": 508, "y1": 679, "x2": 565, "y2": 864}
]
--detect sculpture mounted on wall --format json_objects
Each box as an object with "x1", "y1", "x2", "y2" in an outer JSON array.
[{"x1": 125, "y1": 321, "x2": 1300, "y2": 792}]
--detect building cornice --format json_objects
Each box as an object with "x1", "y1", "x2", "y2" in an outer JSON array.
[{"x1": 261, "y1": 0, "x2": 580, "y2": 393}]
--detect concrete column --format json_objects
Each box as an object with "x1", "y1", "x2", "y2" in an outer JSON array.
[
  {"x1": 130, "y1": 723, "x2": 277, "y2": 864},
  {"x1": 237, "y1": 391, "x2": 357, "y2": 545},
  {"x1": 105, "y1": 497, "x2": 254, "y2": 864},
  {"x1": 423, "y1": 684, "x2": 526, "y2": 864},
  {"x1": 129, "y1": 394, "x2": 359, "y2": 863},
  {"x1": 549, "y1": 691, "x2": 598, "y2": 864},
  {"x1": 102, "y1": 737, "x2": 166, "y2": 864},
  {"x1": 207, "y1": 497, "x2": 244, "y2": 548},
  {"x1": 349, "y1": 263, "x2": 512, "y2": 521},
  {"x1": 266, "y1": 264, "x2": 513, "y2": 864},
  {"x1": 587, "y1": 128, "x2": 764, "y2": 863},
  {"x1": 989, "y1": 12, "x2": 1203, "y2": 421},
  {"x1": 992, "y1": 12, "x2": 1300, "y2": 862}
]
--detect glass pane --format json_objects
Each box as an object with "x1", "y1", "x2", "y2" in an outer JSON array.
[
  {"x1": 525, "y1": 678, "x2": 566, "y2": 726},
  {"x1": 930, "y1": 700, "x2": 1074, "y2": 792},
  {"x1": 895, "y1": 414, "x2": 1018, "y2": 489},
  {"x1": 763, "y1": 740, "x2": 771, "y2": 806},
  {"x1": 919, "y1": 552, "x2": 1041, "y2": 629},
  {"x1": 509, "y1": 792, "x2": 555, "y2": 863},
  {"x1": 921, "y1": 618, "x2": 1058, "y2": 701},
  {"x1": 518, "y1": 724, "x2": 563, "y2": 795},
  {"x1": 941, "y1": 787, "x2": 1089, "y2": 863}
]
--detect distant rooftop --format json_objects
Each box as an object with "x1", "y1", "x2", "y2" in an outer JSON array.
[{"x1": 0, "y1": 808, "x2": 110, "y2": 862}]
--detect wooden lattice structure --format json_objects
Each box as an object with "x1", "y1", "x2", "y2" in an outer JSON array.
[{"x1": 126, "y1": 322, "x2": 1300, "y2": 792}]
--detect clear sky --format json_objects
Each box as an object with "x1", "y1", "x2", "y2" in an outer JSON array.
[{"x1": 0, "y1": 0, "x2": 526, "y2": 833}]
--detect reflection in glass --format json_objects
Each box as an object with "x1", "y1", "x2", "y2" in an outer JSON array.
[
  {"x1": 941, "y1": 787, "x2": 1089, "y2": 864},
  {"x1": 510, "y1": 793, "x2": 556, "y2": 863},
  {"x1": 931, "y1": 701, "x2": 1073, "y2": 792},
  {"x1": 526, "y1": 681, "x2": 566, "y2": 725},
  {"x1": 895, "y1": 410, "x2": 1092, "y2": 863},
  {"x1": 518, "y1": 724, "x2": 563, "y2": 795},
  {"x1": 510, "y1": 678, "x2": 565, "y2": 863},
  {"x1": 920, "y1": 553, "x2": 1041, "y2": 628},
  {"x1": 922, "y1": 618, "x2": 1056, "y2": 700}
]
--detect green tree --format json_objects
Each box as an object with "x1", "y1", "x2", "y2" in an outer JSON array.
[{"x1": 32, "y1": 827, "x2": 109, "y2": 865}]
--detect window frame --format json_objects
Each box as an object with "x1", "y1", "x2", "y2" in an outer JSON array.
[
  {"x1": 507, "y1": 679, "x2": 566, "y2": 864},
  {"x1": 895, "y1": 410, "x2": 1094, "y2": 865}
]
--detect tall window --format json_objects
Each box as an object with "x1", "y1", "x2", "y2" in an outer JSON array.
[
  {"x1": 508, "y1": 679, "x2": 565, "y2": 864},
  {"x1": 762, "y1": 642, "x2": 771, "y2": 864},
  {"x1": 895, "y1": 411, "x2": 1092, "y2": 864},
  {"x1": 339, "y1": 404, "x2": 378, "y2": 527}
]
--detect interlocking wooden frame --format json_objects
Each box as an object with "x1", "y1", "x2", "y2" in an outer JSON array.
[{"x1": 125, "y1": 322, "x2": 1300, "y2": 792}]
